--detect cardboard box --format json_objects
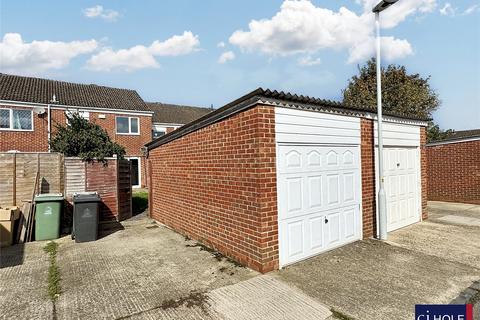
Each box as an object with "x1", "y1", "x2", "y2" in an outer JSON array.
[
  {"x1": 1, "y1": 220, "x2": 15, "y2": 247},
  {"x1": 0, "y1": 207, "x2": 20, "y2": 221},
  {"x1": 0, "y1": 207, "x2": 20, "y2": 247}
]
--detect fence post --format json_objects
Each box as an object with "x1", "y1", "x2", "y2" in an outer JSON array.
[
  {"x1": 12, "y1": 153, "x2": 16, "y2": 206},
  {"x1": 148, "y1": 160, "x2": 152, "y2": 218}
]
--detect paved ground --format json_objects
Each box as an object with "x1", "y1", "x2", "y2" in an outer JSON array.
[
  {"x1": 0, "y1": 213, "x2": 331, "y2": 320},
  {"x1": 1, "y1": 202, "x2": 478, "y2": 320},
  {"x1": 276, "y1": 201, "x2": 480, "y2": 320}
]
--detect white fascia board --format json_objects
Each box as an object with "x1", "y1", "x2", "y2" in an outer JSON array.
[
  {"x1": 259, "y1": 99, "x2": 429, "y2": 127},
  {"x1": 362, "y1": 112, "x2": 429, "y2": 127},
  {"x1": 152, "y1": 122, "x2": 185, "y2": 126},
  {"x1": 427, "y1": 137, "x2": 480, "y2": 146},
  {"x1": 0, "y1": 99, "x2": 154, "y2": 116}
]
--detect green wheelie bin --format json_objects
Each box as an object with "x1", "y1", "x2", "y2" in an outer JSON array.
[{"x1": 34, "y1": 193, "x2": 64, "y2": 241}]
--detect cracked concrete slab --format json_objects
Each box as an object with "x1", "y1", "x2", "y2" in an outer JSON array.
[{"x1": 207, "y1": 275, "x2": 332, "y2": 320}]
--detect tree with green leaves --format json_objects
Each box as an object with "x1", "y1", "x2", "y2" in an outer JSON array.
[
  {"x1": 342, "y1": 58, "x2": 452, "y2": 142},
  {"x1": 50, "y1": 113, "x2": 125, "y2": 162},
  {"x1": 343, "y1": 58, "x2": 440, "y2": 118}
]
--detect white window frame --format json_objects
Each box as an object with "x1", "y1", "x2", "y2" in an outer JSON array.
[
  {"x1": 0, "y1": 108, "x2": 34, "y2": 132},
  {"x1": 116, "y1": 116, "x2": 140, "y2": 135},
  {"x1": 65, "y1": 109, "x2": 90, "y2": 124},
  {"x1": 126, "y1": 156, "x2": 142, "y2": 188}
]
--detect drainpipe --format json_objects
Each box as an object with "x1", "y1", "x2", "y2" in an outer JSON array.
[
  {"x1": 47, "y1": 103, "x2": 51, "y2": 152},
  {"x1": 48, "y1": 95, "x2": 57, "y2": 152}
]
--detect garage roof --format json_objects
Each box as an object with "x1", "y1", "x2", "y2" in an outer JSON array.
[
  {"x1": 146, "y1": 88, "x2": 430, "y2": 151},
  {"x1": 427, "y1": 129, "x2": 480, "y2": 145}
]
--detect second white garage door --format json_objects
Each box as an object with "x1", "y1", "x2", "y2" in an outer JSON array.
[
  {"x1": 383, "y1": 147, "x2": 421, "y2": 232},
  {"x1": 277, "y1": 144, "x2": 362, "y2": 267}
]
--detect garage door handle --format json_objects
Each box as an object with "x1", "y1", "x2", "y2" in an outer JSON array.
[{"x1": 325, "y1": 218, "x2": 329, "y2": 224}]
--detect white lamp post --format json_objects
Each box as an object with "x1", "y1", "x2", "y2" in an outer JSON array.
[{"x1": 373, "y1": 0, "x2": 398, "y2": 240}]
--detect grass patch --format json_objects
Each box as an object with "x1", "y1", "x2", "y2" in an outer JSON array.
[
  {"x1": 330, "y1": 308, "x2": 355, "y2": 320},
  {"x1": 132, "y1": 190, "x2": 148, "y2": 216},
  {"x1": 43, "y1": 241, "x2": 61, "y2": 300}
]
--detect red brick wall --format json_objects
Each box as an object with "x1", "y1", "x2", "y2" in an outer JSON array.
[
  {"x1": 427, "y1": 139, "x2": 480, "y2": 204},
  {"x1": 149, "y1": 105, "x2": 278, "y2": 273},
  {"x1": 420, "y1": 128, "x2": 428, "y2": 218},
  {"x1": 360, "y1": 119, "x2": 376, "y2": 239}
]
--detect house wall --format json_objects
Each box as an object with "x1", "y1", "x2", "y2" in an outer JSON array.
[
  {"x1": 148, "y1": 105, "x2": 278, "y2": 273},
  {"x1": 0, "y1": 105, "x2": 152, "y2": 187},
  {"x1": 427, "y1": 140, "x2": 480, "y2": 204}
]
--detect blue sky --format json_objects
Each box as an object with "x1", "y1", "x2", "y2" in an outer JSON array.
[{"x1": 1, "y1": 0, "x2": 479, "y2": 130}]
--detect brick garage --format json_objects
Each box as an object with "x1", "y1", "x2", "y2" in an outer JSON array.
[
  {"x1": 427, "y1": 133, "x2": 480, "y2": 204},
  {"x1": 146, "y1": 89, "x2": 428, "y2": 273}
]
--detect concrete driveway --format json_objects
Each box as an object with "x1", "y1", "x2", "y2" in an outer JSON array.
[
  {"x1": 276, "y1": 201, "x2": 480, "y2": 320},
  {"x1": 0, "y1": 213, "x2": 332, "y2": 320},
  {"x1": 1, "y1": 202, "x2": 479, "y2": 320}
]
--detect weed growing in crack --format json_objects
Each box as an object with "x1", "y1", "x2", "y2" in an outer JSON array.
[{"x1": 43, "y1": 241, "x2": 61, "y2": 300}]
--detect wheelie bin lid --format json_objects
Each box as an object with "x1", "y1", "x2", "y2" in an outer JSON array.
[
  {"x1": 34, "y1": 193, "x2": 64, "y2": 202},
  {"x1": 73, "y1": 192, "x2": 101, "y2": 203}
]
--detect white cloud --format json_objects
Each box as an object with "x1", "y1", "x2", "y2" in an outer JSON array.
[
  {"x1": 297, "y1": 55, "x2": 321, "y2": 66},
  {"x1": 0, "y1": 33, "x2": 98, "y2": 74},
  {"x1": 229, "y1": 0, "x2": 434, "y2": 63},
  {"x1": 439, "y1": 3, "x2": 455, "y2": 16},
  {"x1": 463, "y1": 4, "x2": 479, "y2": 15},
  {"x1": 218, "y1": 51, "x2": 235, "y2": 64},
  {"x1": 86, "y1": 46, "x2": 159, "y2": 72},
  {"x1": 217, "y1": 41, "x2": 226, "y2": 48},
  {"x1": 87, "y1": 31, "x2": 200, "y2": 72},
  {"x1": 149, "y1": 31, "x2": 199, "y2": 56},
  {"x1": 348, "y1": 36, "x2": 413, "y2": 63},
  {"x1": 83, "y1": 5, "x2": 120, "y2": 22}
]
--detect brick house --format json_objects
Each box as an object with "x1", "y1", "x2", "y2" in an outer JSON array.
[
  {"x1": 0, "y1": 73, "x2": 212, "y2": 188},
  {"x1": 147, "y1": 102, "x2": 213, "y2": 138},
  {"x1": 0, "y1": 73, "x2": 152, "y2": 188},
  {"x1": 427, "y1": 129, "x2": 480, "y2": 204},
  {"x1": 145, "y1": 88, "x2": 429, "y2": 273}
]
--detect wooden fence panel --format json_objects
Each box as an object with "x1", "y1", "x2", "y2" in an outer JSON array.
[
  {"x1": 0, "y1": 153, "x2": 15, "y2": 205},
  {"x1": 39, "y1": 153, "x2": 63, "y2": 194},
  {"x1": 117, "y1": 159, "x2": 132, "y2": 221},
  {"x1": 1, "y1": 153, "x2": 133, "y2": 222},
  {"x1": 64, "y1": 158, "x2": 86, "y2": 198},
  {"x1": 15, "y1": 153, "x2": 39, "y2": 205}
]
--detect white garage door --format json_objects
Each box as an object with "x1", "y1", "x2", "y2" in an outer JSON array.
[
  {"x1": 277, "y1": 145, "x2": 362, "y2": 267},
  {"x1": 383, "y1": 147, "x2": 420, "y2": 232}
]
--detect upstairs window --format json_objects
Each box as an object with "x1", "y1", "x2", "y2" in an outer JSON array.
[
  {"x1": 116, "y1": 116, "x2": 139, "y2": 134},
  {"x1": 0, "y1": 108, "x2": 33, "y2": 131},
  {"x1": 152, "y1": 128, "x2": 166, "y2": 138},
  {"x1": 65, "y1": 110, "x2": 89, "y2": 124}
]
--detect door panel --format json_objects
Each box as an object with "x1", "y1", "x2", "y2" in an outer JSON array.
[
  {"x1": 278, "y1": 144, "x2": 362, "y2": 267},
  {"x1": 383, "y1": 147, "x2": 420, "y2": 232}
]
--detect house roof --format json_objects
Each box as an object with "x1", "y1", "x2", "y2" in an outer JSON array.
[
  {"x1": 429, "y1": 129, "x2": 480, "y2": 144},
  {"x1": 0, "y1": 73, "x2": 149, "y2": 112},
  {"x1": 146, "y1": 102, "x2": 213, "y2": 124},
  {"x1": 146, "y1": 87, "x2": 430, "y2": 151}
]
